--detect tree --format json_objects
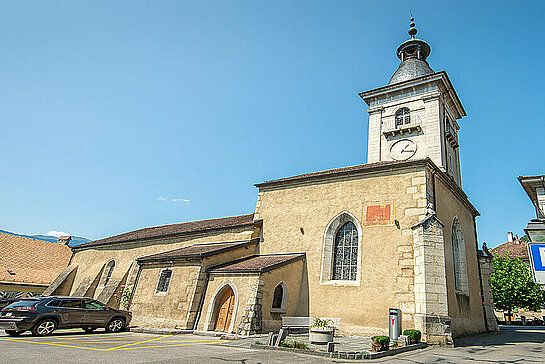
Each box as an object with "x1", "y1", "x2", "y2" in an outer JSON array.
[{"x1": 491, "y1": 254, "x2": 545, "y2": 322}]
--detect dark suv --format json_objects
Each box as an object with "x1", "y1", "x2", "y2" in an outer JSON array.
[{"x1": 0, "y1": 296, "x2": 132, "y2": 336}]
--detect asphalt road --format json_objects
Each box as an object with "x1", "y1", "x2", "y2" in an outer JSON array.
[{"x1": 0, "y1": 325, "x2": 543, "y2": 363}]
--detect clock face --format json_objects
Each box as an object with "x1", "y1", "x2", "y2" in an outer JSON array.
[{"x1": 389, "y1": 139, "x2": 417, "y2": 161}]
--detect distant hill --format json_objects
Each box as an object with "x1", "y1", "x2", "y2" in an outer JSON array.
[{"x1": 0, "y1": 229, "x2": 92, "y2": 246}]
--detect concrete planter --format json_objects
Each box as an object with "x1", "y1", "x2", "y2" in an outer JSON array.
[{"x1": 309, "y1": 327, "x2": 334, "y2": 344}]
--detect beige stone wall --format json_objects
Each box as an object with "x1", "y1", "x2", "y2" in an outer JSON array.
[
  {"x1": 434, "y1": 176, "x2": 486, "y2": 337},
  {"x1": 255, "y1": 166, "x2": 428, "y2": 336},
  {"x1": 260, "y1": 259, "x2": 306, "y2": 332},
  {"x1": 197, "y1": 273, "x2": 260, "y2": 334},
  {"x1": 128, "y1": 240, "x2": 259, "y2": 329},
  {"x1": 131, "y1": 264, "x2": 201, "y2": 329},
  {"x1": 68, "y1": 226, "x2": 256, "y2": 302}
]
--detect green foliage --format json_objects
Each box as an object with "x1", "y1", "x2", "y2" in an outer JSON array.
[
  {"x1": 520, "y1": 235, "x2": 530, "y2": 242},
  {"x1": 402, "y1": 329, "x2": 421, "y2": 343},
  {"x1": 279, "y1": 340, "x2": 308, "y2": 349},
  {"x1": 491, "y1": 254, "x2": 545, "y2": 313},
  {"x1": 371, "y1": 335, "x2": 390, "y2": 345},
  {"x1": 254, "y1": 340, "x2": 264, "y2": 345},
  {"x1": 311, "y1": 317, "x2": 333, "y2": 328}
]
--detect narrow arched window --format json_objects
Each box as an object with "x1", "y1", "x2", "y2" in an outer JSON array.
[
  {"x1": 101, "y1": 260, "x2": 115, "y2": 287},
  {"x1": 155, "y1": 268, "x2": 173, "y2": 294},
  {"x1": 452, "y1": 218, "x2": 469, "y2": 294},
  {"x1": 271, "y1": 282, "x2": 287, "y2": 313},
  {"x1": 272, "y1": 285, "x2": 283, "y2": 309},
  {"x1": 395, "y1": 108, "x2": 411, "y2": 127},
  {"x1": 332, "y1": 221, "x2": 358, "y2": 280}
]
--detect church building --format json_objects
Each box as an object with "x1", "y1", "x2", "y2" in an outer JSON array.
[{"x1": 45, "y1": 20, "x2": 498, "y2": 344}]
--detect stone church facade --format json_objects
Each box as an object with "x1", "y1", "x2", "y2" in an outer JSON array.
[{"x1": 45, "y1": 21, "x2": 498, "y2": 344}]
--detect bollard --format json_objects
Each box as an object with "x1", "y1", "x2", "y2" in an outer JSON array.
[{"x1": 389, "y1": 308, "x2": 402, "y2": 341}]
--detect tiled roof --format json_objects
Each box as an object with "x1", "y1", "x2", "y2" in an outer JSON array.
[
  {"x1": 75, "y1": 214, "x2": 258, "y2": 249},
  {"x1": 491, "y1": 240, "x2": 529, "y2": 260},
  {"x1": 255, "y1": 160, "x2": 427, "y2": 187},
  {"x1": 0, "y1": 232, "x2": 72, "y2": 286},
  {"x1": 137, "y1": 239, "x2": 259, "y2": 262},
  {"x1": 209, "y1": 253, "x2": 305, "y2": 273}
]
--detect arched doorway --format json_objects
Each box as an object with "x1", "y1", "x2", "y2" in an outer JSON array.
[{"x1": 214, "y1": 286, "x2": 235, "y2": 332}]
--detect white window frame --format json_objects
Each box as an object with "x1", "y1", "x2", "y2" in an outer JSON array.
[{"x1": 320, "y1": 211, "x2": 363, "y2": 286}]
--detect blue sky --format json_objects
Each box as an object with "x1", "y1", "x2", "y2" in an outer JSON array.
[{"x1": 1, "y1": 1, "x2": 543, "y2": 247}]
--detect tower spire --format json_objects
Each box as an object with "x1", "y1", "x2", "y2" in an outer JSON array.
[{"x1": 408, "y1": 17, "x2": 417, "y2": 39}]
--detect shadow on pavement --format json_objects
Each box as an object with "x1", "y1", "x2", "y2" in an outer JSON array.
[{"x1": 455, "y1": 325, "x2": 545, "y2": 347}]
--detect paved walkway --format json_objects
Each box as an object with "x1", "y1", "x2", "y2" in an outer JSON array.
[{"x1": 222, "y1": 332, "x2": 372, "y2": 353}]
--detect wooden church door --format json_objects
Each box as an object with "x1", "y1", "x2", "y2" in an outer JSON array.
[{"x1": 214, "y1": 287, "x2": 235, "y2": 332}]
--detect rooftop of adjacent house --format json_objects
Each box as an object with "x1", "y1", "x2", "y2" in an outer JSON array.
[
  {"x1": 0, "y1": 231, "x2": 72, "y2": 286},
  {"x1": 518, "y1": 175, "x2": 545, "y2": 219},
  {"x1": 208, "y1": 253, "x2": 305, "y2": 273},
  {"x1": 137, "y1": 239, "x2": 259, "y2": 263},
  {"x1": 75, "y1": 214, "x2": 259, "y2": 249},
  {"x1": 491, "y1": 239, "x2": 529, "y2": 261}
]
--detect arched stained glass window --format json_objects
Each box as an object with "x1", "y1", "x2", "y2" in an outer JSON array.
[
  {"x1": 332, "y1": 221, "x2": 358, "y2": 280},
  {"x1": 395, "y1": 108, "x2": 411, "y2": 127}
]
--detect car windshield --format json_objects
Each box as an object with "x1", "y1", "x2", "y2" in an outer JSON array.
[{"x1": 6, "y1": 300, "x2": 39, "y2": 309}]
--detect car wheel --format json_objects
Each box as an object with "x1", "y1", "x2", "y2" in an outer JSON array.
[
  {"x1": 32, "y1": 319, "x2": 57, "y2": 336},
  {"x1": 5, "y1": 330, "x2": 24, "y2": 336},
  {"x1": 83, "y1": 327, "x2": 96, "y2": 333},
  {"x1": 105, "y1": 318, "x2": 125, "y2": 333}
]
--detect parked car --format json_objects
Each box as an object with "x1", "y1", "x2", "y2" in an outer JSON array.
[
  {"x1": 0, "y1": 296, "x2": 132, "y2": 336},
  {"x1": 0, "y1": 298, "x2": 20, "y2": 310}
]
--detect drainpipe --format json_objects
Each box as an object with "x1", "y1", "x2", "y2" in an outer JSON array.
[{"x1": 193, "y1": 271, "x2": 210, "y2": 331}]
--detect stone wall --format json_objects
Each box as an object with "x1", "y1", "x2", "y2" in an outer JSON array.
[{"x1": 478, "y1": 253, "x2": 500, "y2": 332}]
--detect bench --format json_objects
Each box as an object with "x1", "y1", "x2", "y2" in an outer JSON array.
[{"x1": 281, "y1": 317, "x2": 341, "y2": 331}]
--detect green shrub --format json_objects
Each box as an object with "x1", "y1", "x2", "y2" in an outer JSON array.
[
  {"x1": 402, "y1": 329, "x2": 421, "y2": 343},
  {"x1": 371, "y1": 335, "x2": 390, "y2": 345},
  {"x1": 279, "y1": 340, "x2": 308, "y2": 349}
]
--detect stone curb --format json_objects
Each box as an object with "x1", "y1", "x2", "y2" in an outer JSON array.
[
  {"x1": 249, "y1": 342, "x2": 428, "y2": 360},
  {"x1": 129, "y1": 327, "x2": 193, "y2": 335}
]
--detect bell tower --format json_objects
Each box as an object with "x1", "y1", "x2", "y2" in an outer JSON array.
[{"x1": 359, "y1": 18, "x2": 466, "y2": 186}]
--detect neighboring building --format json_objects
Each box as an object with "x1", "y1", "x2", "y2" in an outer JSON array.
[
  {"x1": 45, "y1": 20, "x2": 498, "y2": 344},
  {"x1": 491, "y1": 232, "x2": 529, "y2": 266},
  {"x1": 491, "y1": 175, "x2": 545, "y2": 323},
  {"x1": 0, "y1": 232, "x2": 72, "y2": 299}
]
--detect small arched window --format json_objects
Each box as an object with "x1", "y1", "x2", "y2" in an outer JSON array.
[
  {"x1": 271, "y1": 282, "x2": 287, "y2": 313},
  {"x1": 452, "y1": 217, "x2": 469, "y2": 294},
  {"x1": 101, "y1": 260, "x2": 115, "y2": 287},
  {"x1": 155, "y1": 268, "x2": 173, "y2": 294},
  {"x1": 332, "y1": 221, "x2": 358, "y2": 280},
  {"x1": 395, "y1": 108, "x2": 411, "y2": 127}
]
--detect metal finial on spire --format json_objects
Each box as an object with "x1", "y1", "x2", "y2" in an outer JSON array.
[{"x1": 408, "y1": 16, "x2": 417, "y2": 39}]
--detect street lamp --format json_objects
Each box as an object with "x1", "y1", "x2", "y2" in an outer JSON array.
[{"x1": 524, "y1": 219, "x2": 545, "y2": 242}]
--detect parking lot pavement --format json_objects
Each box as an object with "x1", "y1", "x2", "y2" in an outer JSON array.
[
  {"x1": 0, "y1": 329, "x2": 336, "y2": 363},
  {"x1": 2, "y1": 325, "x2": 544, "y2": 363}
]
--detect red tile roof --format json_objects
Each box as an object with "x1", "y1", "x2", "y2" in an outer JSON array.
[
  {"x1": 491, "y1": 240, "x2": 529, "y2": 260},
  {"x1": 209, "y1": 253, "x2": 305, "y2": 273},
  {"x1": 75, "y1": 214, "x2": 258, "y2": 249},
  {"x1": 137, "y1": 239, "x2": 259, "y2": 262},
  {"x1": 0, "y1": 232, "x2": 72, "y2": 286}
]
